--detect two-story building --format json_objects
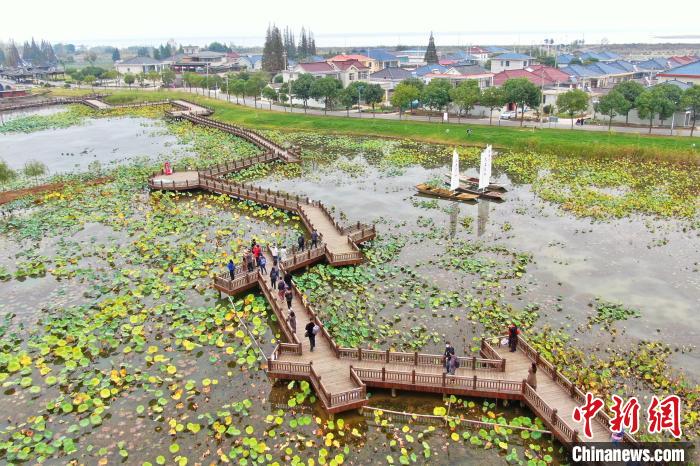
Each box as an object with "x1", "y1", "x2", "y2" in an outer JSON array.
[{"x1": 490, "y1": 53, "x2": 535, "y2": 73}]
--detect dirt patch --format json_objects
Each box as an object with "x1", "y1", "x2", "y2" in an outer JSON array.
[{"x1": 0, "y1": 177, "x2": 112, "y2": 205}]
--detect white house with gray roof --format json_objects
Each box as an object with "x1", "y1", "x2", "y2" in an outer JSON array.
[{"x1": 115, "y1": 56, "x2": 167, "y2": 75}]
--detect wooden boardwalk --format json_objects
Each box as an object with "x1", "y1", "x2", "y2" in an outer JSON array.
[{"x1": 4, "y1": 96, "x2": 633, "y2": 449}]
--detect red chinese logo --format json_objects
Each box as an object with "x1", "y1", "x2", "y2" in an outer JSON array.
[
  {"x1": 573, "y1": 392, "x2": 604, "y2": 439},
  {"x1": 609, "y1": 394, "x2": 640, "y2": 434},
  {"x1": 647, "y1": 395, "x2": 682, "y2": 438}
]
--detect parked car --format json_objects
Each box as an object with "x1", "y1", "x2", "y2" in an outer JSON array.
[{"x1": 500, "y1": 111, "x2": 517, "y2": 120}]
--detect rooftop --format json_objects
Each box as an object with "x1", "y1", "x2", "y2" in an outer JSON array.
[
  {"x1": 658, "y1": 60, "x2": 700, "y2": 78},
  {"x1": 370, "y1": 67, "x2": 413, "y2": 80},
  {"x1": 117, "y1": 56, "x2": 163, "y2": 65},
  {"x1": 493, "y1": 53, "x2": 533, "y2": 60}
]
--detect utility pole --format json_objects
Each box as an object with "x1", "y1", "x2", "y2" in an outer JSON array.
[{"x1": 206, "y1": 63, "x2": 210, "y2": 97}]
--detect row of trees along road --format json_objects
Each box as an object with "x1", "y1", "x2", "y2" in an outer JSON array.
[
  {"x1": 390, "y1": 77, "x2": 541, "y2": 126},
  {"x1": 596, "y1": 81, "x2": 700, "y2": 135}
]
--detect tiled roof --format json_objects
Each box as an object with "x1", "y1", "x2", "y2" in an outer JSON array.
[
  {"x1": 655, "y1": 79, "x2": 692, "y2": 91},
  {"x1": 494, "y1": 69, "x2": 553, "y2": 86},
  {"x1": 370, "y1": 67, "x2": 413, "y2": 80},
  {"x1": 449, "y1": 65, "x2": 491, "y2": 76},
  {"x1": 329, "y1": 54, "x2": 372, "y2": 62},
  {"x1": 658, "y1": 60, "x2": 700, "y2": 78},
  {"x1": 414, "y1": 64, "x2": 448, "y2": 76},
  {"x1": 332, "y1": 59, "x2": 368, "y2": 71},
  {"x1": 297, "y1": 62, "x2": 337, "y2": 73},
  {"x1": 556, "y1": 54, "x2": 576, "y2": 65},
  {"x1": 367, "y1": 49, "x2": 399, "y2": 62},
  {"x1": 493, "y1": 53, "x2": 533, "y2": 60},
  {"x1": 526, "y1": 65, "x2": 571, "y2": 83},
  {"x1": 118, "y1": 56, "x2": 162, "y2": 65},
  {"x1": 635, "y1": 58, "x2": 669, "y2": 70}
]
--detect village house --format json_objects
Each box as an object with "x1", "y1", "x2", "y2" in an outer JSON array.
[
  {"x1": 282, "y1": 59, "x2": 370, "y2": 87},
  {"x1": 115, "y1": 56, "x2": 167, "y2": 75},
  {"x1": 422, "y1": 65, "x2": 494, "y2": 89},
  {"x1": 490, "y1": 53, "x2": 535, "y2": 73},
  {"x1": 366, "y1": 49, "x2": 400, "y2": 69},
  {"x1": 369, "y1": 67, "x2": 414, "y2": 101},
  {"x1": 328, "y1": 54, "x2": 379, "y2": 73}
]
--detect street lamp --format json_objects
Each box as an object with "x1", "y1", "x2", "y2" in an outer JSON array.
[{"x1": 358, "y1": 84, "x2": 364, "y2": 118}]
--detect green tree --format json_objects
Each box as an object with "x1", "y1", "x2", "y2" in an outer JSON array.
[
  {"x1": 502, "y1": 78, "x2": 541, "y2": 126},
  {"x1": 83, "y1": 74, "x2": 96, "y2": 91},
  {"x1": 449, "y1": 80, "x2": 481, "y2": 122},
  {"x1": 262, "y1": 86, "x2": 278, "y2": 110},
  {"x1": 635, "y1": 86, "x2": 678, "y2": 134},
  {"x1": 245, "y1": 77, "x2": 266, "y2": 108},
  {"x1": 0, "y1": 159, "x2": 17, "y2": 188},
  {"x1": 146, "y1": 70, "x2": 160, "y2": 88},
  {"x1": 262, "y1": 24, "x2": 285, "y2": 72},
  {"x1": 310, "y1": 76, "x2": 342, "y2": 115},
  {"x1": 613, "y1": 80, "x2": 645, "y2": 124},
  {"x1": 111, "y1": 48, "x2": 120, "y2": 61},
  {"x1": 23, "y1": 160, "x2": 47, "y2": 185},
  {"x1": 424, "y1": 32, "x2": 439, "y2": 64},
  {"x1": 681, "y1": 84, "x2": 700, "y2": 137},
  {"x1": 103, "y1": 69, "x2": 118, "y2": 86},
  {"x1": 556, "y1": 89, "x2": 590, "y2": 128},
  {"x1": 401, "y1": 77, "x2": 425, "y2": 93},
  {"x1": 338, "y1": 86, "x2": 357, "y2": 116},
  {"x1": 136, "y1": 72, "x2": 146, "y2": 88},
  {"x1": 161, "y1": 69, "x2": 176, "y2": 87},
  {"x1": 363, "y1": 83, "x2": 384, "y2": 116},
  {"x1": 231, "y1": 79, "x2": 246, "y2": 104},
  {"x1": 480, "y1": 86, "x2": 506, "y2": 125},
  {"x1": 391, "y1": 82, "x2": 420, "y2": 119},
  {"x1": 123, "y1": 73, "x2": 135, "y2": 89},
  {"x1": 291, "y1": 73, "x2": 315, "y2": 113},
  {"x1": 421, "y1": 79, "x2": 452, "y2": 121},
  {"x1": 597, "y1": 90, "x2": 628, "y2": 129}
]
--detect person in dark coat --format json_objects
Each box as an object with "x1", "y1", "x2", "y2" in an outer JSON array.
[
  {"x1": 311, "y1": 230, "x2": 319, "y2": 248},
  {"x1": 507, "y1": 323, "x2": 519, "y2": 352},
  {"x1": 305, "y1": 320, "x2": 316, "y2": 351},
  {"x1": 298, "y1": 234, "x2": 305, "y2": 251},
  {"x1": 277, "y1": 278, "x2": 286, "y2": 300},
  {"x1": 443, "y1": 342, "x2": 455, "y2": 372},
  {"x1": 285, "y1": 287, "x2": 293, "y2": 310},
  {"x1": 270, "y1": 266, "x2": 279, "y2": 288},
  {"x1": 284, "y1": 271, "x2": 293, "y2": 287},
  {"x1": 258, "y1": 255, "x2": 267, "y2": 274},
  {"x1": 246, "y1": 252, "x2": 255, "y2": 272},
  {"x1": 227, "y1": 259, "x2": 235, "y2": 280}
]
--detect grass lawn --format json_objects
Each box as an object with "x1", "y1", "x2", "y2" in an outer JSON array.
[{"x1": 46, "y1": 88, "x2": 699, "y2": 163}]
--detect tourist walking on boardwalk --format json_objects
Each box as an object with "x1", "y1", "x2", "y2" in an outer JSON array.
[
  {"x1": 246, "y1": 252, "x2": 255, "y2": 272},
  {"x1": 298, "y1": 233, "x2": 305, "y2": 251},
  {"x1": 526, "y1": 362, "x2": 537, "y2": 389},
  {"x1": 285, "y1": 287, "x2": 293, "y2": 310},
  {"x1": 280, "y1": 246, "x2": 288, "y2": 262},
  {"x1": 507, "y1": 323, "x2": 519, "y2": 352},
  {"x1": 277, "y1": 278, "x2": 286, "y2": 300},
  {"x1": 252, "y1": 243, "x2": 262, "y2": 261},
  {"x1": 227, "y1": 259, "x2": 235, "y2": 280},
  {"x1": 270, "y1": 266, "x2": 279, "y2": 288},
  {"x1": 305, "y1": 320, "x2": 317, "y2": 351},
  {"x1": 284, "y1": 271, "x2": 293, "y2": 288},
  {"x1": 443, "y1": 342, "x2": 455, "y2": 372},
  {"x1": 271, "y1": 244, "x2": 279, "y2": 265},
  {"x1": 287, "y1": 310, "x2": 296, "y2": 333},
  {"x1": 447, "y1": 354, "x2": 460, "y2": 375},
  {"x1": 258, "y1": 255, "x2": 267, "y2": 274},
  {"x1": 311, "y1": 230, "x2": 319, "y2": 248}
]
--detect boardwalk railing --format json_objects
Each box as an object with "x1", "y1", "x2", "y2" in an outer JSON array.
[
  {"x1": 278, "y1": 243, "x2": 326, "y2": 271},
  {"x1": 336, "y1": 346, "x2": 505, "y2": 372},
  {"x1": 522, "y1": 382, "x2": 579, "y2": 443},
  {"x1": 0, "y1": 94, "x2": 104, "y2": 112},
  {"x1": 351, "y1": 366, "x2": 522, "y2": 396},
  {"x1": 499, "y1": 334, "x2": 637, "y2": 445},
  {"x1": 258, "y1": 273, "x2": 302, "y2": 349},
  {"x1": 199, "y1": 175, "x2": 301, "y2": 211},
  {"x1": 198, "y1": 152, "x2": 278, "y2": 177},
  {"x1": 324, "y1": 239, "x2": 364, "y2": 265},
  {"x1": 213, "y1": 270, "x2": 259, "y2": 293}
]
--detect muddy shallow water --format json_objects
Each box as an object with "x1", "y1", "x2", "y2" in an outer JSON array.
[{"x1": 0, "y1": 115, "x2": 192, "y2": 174}]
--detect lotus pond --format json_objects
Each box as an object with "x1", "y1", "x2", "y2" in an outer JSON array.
[{"x1": 0, "y1": 107, "x2": 698, "y2": 464}]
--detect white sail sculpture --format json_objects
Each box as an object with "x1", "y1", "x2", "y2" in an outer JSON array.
[
  {"x1": 478, "y1": 145, "x2": 493, "y2": 191},
  {"x1": 449, "y1": 148, "x2": 460, "y2": 191}
]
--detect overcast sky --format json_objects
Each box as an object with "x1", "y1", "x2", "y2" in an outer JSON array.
[{"x1": 3, "y1": 0, "x2": 699, "y2": 47}]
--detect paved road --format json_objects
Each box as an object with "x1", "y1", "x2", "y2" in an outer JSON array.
[{"x1": 181, "y1": 87, "x2": 699, "y2": 138}]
